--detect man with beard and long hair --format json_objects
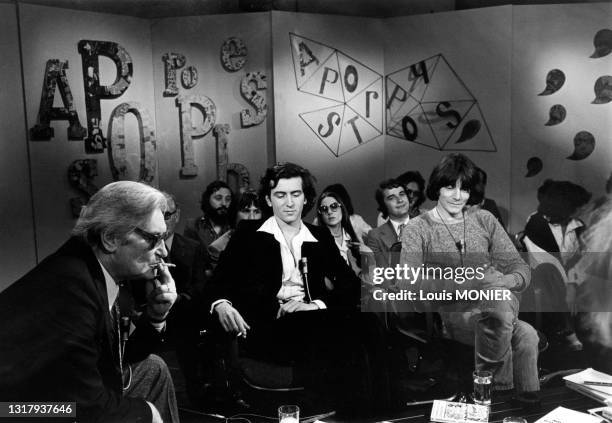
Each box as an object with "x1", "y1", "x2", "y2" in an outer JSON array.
[{"x1": 184, "y1": 180, "x2": 235, "y2": 274}]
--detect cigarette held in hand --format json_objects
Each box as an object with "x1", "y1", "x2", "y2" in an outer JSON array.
[{"x1": 149, "y1": 262, "x2": 176, "y2": 268}]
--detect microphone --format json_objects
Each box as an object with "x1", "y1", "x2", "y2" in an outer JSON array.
[
  {"x1": 456, "y1": 240, "x2": 464, "y2": 253},
  {"x1": 120, "y1": 316, "x2": 131, "y2": 344},
  {"x1": 299, "y1": 257, "x2": 312, "y2": 303}
]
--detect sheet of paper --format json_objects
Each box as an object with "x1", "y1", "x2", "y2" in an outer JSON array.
[{"x1": 534, "y1": 406, "x2": 603, "y2": 423}]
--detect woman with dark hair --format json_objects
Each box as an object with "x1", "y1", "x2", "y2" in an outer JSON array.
[
  {"x1": 314, "y1": 183, "x2": 372, "y2": 243},
  {"x1": 376, "y1": 170, "x2": 426, "y2": 226},
  {"x1": 316, "y1": 190, "x2": 362, "y2": 274},
  {"x1": 521, "y1": 179, "x2": 592, "y2": 351},
  {"x1": 400, "y1": 153, "x2": 539, "y2": 395}
]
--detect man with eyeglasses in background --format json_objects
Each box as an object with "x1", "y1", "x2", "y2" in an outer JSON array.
[{"x1": 0, "y1": 181, "x2": 179, "y2": 423}]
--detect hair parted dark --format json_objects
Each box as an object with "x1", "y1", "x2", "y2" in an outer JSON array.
[
  {"x1": 396, "y1": 170, "x2": 426, "y2": 208},
  {"x1": 237, "y1": 189, "x2": 262, "y2": 211},
  {"x1": 375, "y1": 178, "x2": 405, "y2": 218},
  {"x1": 426, "y1": 153, "x2": 479, "y2": 202},
  {"x1": 316, "y1": 191, "x2": 358, "y2": 242},
  {"x1": 258, "y1": 162, "x2": 317, "y2": 216}
]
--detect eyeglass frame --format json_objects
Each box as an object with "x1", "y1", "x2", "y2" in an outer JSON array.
[
  {"x1": 164, "y1": 209, "x2": 178, "y2": 220},
  {"x1": 133, "y1": 227, "x2": 169, "y2": 250},
  {"x1": 318, "y1": 202, "x2": 341, "y2": 214}
]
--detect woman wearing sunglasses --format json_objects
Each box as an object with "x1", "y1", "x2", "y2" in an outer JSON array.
[{"x1": 316, "y1": 191, "x2": 363, "y2": 275}]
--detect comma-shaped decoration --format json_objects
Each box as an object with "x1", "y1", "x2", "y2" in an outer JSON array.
[
  {"x1": 220, "y1": 37, "x2": 247, "y2": 72},
  {"x1": 107, "y1": 102, "x2": 157, "y2": 183},
  {"x1": 240, "y1": 71, "x2": 267, "y2": 127},
  {"x1": 30, "y1": 59, "x2": 86, "y2": 141}
]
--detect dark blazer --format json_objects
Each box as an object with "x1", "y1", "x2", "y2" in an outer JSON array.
[
  {"x1": 365, "y1": 220, "x2": 400, "y2": 267},
  {"x1": 168, "y1": 233, "x2": 208, "y2": 302},
  {"x1": 0, "y1": 237, "x2": 164, "y2": 423},
  {"x1": 207, "y1": 219, "x2": 360, "y2": 326}
]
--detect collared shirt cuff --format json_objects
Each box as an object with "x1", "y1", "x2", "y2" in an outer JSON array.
[
  {"x1": 312, "y1": 299, "x2": 326, "y2": 309},
  {"x1": 210, "y1": 299, "x2": 231, "y2": 314}
]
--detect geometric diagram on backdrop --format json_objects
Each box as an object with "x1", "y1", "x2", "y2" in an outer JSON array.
[
  {"x1": 290, "y1": 33, "x2": 384, "y2": 157},
  {"x1": 386, "y1": 54, "x2": 496, "y2": 152}
]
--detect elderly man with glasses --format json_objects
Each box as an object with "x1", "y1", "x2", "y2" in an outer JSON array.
[{"x1": 0, "y1": 181, "x2": 179, "y2": 423}]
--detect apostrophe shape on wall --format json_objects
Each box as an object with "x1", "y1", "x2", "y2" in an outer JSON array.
[
  {"x1": 68, "y1": 159, "x2": 98, "y2": 217},
  {"x1": 162, "y1": 52, "x2": 186, "y2": 96},
  {"x1": 545, "y1": 104, "x2": 566, "y2": 126},
  {"x1": 567, "y1": 131, "x2": 595, "y2": 160},
  {"x1": 30, "y1": 59, "x2": 87, "y2": 141},
  {"x1": 107, "y1": 102, "x2": 157, "y2": 184},
  {"x1": 538, "y1": 69, "x2": 565, "y2": 96},
  {"x1": 590, "y1": 29, "x2": 612, "y2": 58},
  {"x1": 78, "y1": 40, "x2": 133, "y2": 154},
  {"x1": 525, "y1": 157, "x2": 543, "y2": 177},
  {"x1": 221, "y1": 37, "x2": 247, "y2": 72},
  {"x1": 592, "y1": 76, "x2": 612, "y2": 104},
  {"x1": 181, "y1": 65, "x2": 198, "y2": 89},
  {"x1": 176, "y1": 94, "x2": 217, "y2": 177},
  {"x1": 240, "y1": 71, "x2": 267, "y2": 127},
  {"x1": 454, "y1": 119, "x2": 481, "y2": 144}
]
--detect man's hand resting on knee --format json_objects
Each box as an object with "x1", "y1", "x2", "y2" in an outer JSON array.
[{"x1": 214, "y1": 301, "x2": 251, "y2": 336}]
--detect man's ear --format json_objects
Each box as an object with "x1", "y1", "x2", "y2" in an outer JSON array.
[
  {"x1": 265, "y1": 195, "x2": 272, "y2": 207},
  {"x1": 100, "y1": 230, "x2": 119, "y2": 253}
]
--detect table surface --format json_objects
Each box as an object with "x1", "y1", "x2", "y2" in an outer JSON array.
[{"x1": 325, "y1": 385, "x2": 602, "y2": 423}]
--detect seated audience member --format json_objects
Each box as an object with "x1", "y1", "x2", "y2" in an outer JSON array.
[
  {"x1": 367, "y1": 178, "x2": 411, "y2": 267},
  {"x1": 468, "y1": 167, "x2": 505, "y2": 229},
  {"x1": 377, "y1": 170, "x2": 426, "y2": 226},
  {"x1": 0, "y1": 181, "x2": 179, "y2": 423},
  {"x1": 522, "y1": 179, "x2": 592, "y2": 350},
  {"x1": 207, "y1": 163, "x2": 375, "y2": 415},
  {"x1": 208, "y1": 190, "x2": 263, "y2": 267},
  {"x1": 315, "y1": 190, "x2": 363, "y2": 275},
  {"x1": 158, "y1": 192, "x2": 209, "y2": 404},
  {"x1": 400, "y1": 153, "x2": 539, "y2": 395},
  {"x1": 313, "y1": 183, "x2": 372, "y2": 243},
  {"x1": 184, "y1": 180, "x2": 235, "y2": 273}
]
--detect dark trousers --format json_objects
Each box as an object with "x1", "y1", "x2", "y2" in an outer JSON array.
[
  {"x1": 125, "y1": 354, "x2": 180, "y2": 423},
  {"x1": 240, "y1": 309, "x2": 385, "y2": 415}
]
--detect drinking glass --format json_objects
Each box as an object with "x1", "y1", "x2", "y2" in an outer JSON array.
[
  {"x1": 278, "y1": 404, "x2": 300, "y2": 423},
  {"x1": 473, "y1": 370, "x2": 493, "y2": 405}
]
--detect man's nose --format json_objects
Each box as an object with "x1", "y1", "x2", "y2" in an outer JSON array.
[
  {"x1": 221, "y1": 198, "x2": 230, "y2": 207},
  {"x1": 157, "y1": 241, "x2": 168, "y2": 258},
  {"x1": 286, "y1": 196, "x2": 294, "y2": 206}
]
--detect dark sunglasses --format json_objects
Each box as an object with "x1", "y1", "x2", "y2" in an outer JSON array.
[
  {"x1": 133, "y1": 227, "x2": 169, "y2": 250},
  {"x1": 318, "y1": 202, "x2": 340, "y2": 214},
  {"x1": 164, "y1": 209, "x2": 178, "y2": 220}
]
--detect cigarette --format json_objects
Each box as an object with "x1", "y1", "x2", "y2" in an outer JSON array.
[{"x1": 149, "y1": 262, "x2": 176, "y2": 268}]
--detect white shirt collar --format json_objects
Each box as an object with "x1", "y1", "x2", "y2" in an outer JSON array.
[
  {"x1": 257, "y1": 216, "x2": 317, "y2": 243},
  {"x1": 389, "y1": 216, "x2": 410, "y2": 236},
  {"x1": 97, "y1": 258, "x2": 119, "y2": 312}
]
